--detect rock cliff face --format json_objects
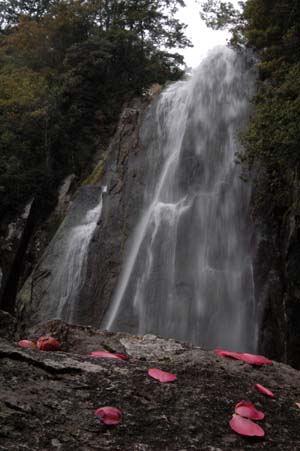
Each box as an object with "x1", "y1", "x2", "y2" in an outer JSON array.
[
  {"x1": 77, "y1": 98, "x2": 150, "y2": 327},
  {"x1": 17, "y1": 186, "x2": 102, "y2": 325},
  {"x1": 1, "y1": 315, "x2": 300, "y2": 451},
  {"x1": 256, "y1": 170, "x2": 300, "y2": 369},
  {"x1": 0, "y1": 174, "x2": 77, "y2": 314},
  {"x1": 17, "y1": 97, "x2": 150, "y2": 327}
]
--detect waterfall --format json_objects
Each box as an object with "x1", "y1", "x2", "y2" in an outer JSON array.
[
  {"x1": 103, "y1": 47, "x2": 257, "y2": 352},
  {"x1": 30, "y1": 186, "x2": 103, "y2": 324},
  {"x1": 54, "y1": 197, "x2": 103, "y2": 323}
]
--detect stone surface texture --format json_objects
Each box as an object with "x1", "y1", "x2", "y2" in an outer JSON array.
[
  {"x1": 0, "y1": 317, "x2": 300, "y2": 450},
  {"x1": 16, "y1": 97, "x2": 150, "y2": 329},
  {"x1": 79, "y1": 98, "x2": 150, "y2": 327},
  {"x1": 255, "y1": 170, "x2": 300, "y2": 369}
]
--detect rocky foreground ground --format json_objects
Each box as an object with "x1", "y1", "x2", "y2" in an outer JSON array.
[{"x1": 0, "y1": 312, "x2": 300, "y2": 451}]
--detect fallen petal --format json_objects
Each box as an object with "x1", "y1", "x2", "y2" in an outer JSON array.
[
  {"x1": 230, "y1": 414, "x2": 265, "y2": 437},
  {"x1": 36, "y1": 336, "x2": 61, "y2": 351},
  {"x1": 235, "y1": 401, "x2": 265, "y2": 420},
  {"x1": 148, "y1": 368, "x2": 177, "y2": 383},
  {"x1": 214, "y1": 349, "x2": 242, "y2": 360},
  {"x1": 114, "y1": 353, "x2": 129, "y2": 361},
  {"x1": 241, "y1": 353, "x2": 272, "y2": 366},
  {"x1": 89, "y1": 351, "x2": 126, "y2": 360},
  {"x1": 214, "y1": 349, "x2": 272, "y2": 366},
  {"x1": 255, "y1": 383, "x2": 275, "y2": 398},
  {"x1": 17, "y1": 340, "x2": 37, "y2": 349},
  {"x1": 95, "y1": 406, "x2": 122, "y2": 425}
]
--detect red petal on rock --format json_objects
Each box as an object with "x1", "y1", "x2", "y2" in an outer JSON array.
[
  {"x1": 17, "y1": 340, "x2": 37, "y2": 349},
  {"x1": 255, "y1": 383, "x2": 275, "y2": 398},
  {"x1": 89, "y1": 351, "x2": 125, "y2": 360},
  {"x1": 230, "y1": 414, "x2": 265, "y2": 437},
  {"x1": 214, "y1": 349, "x2": 242, "y2": 360},
  {"x1": 148, "y1": 368, "x2": 177, "y2": 383},
  {"x1": 95, "y1": 406, "x2": 122, "y2": 425},
  {"x1": 235, "y1": 401, "x2": 265, "y2": 420},
  {"x1": 114, "y1": 353, "x2": 129, "y2": 361},
  {"x1": 36, "y1": 336, "x2": 61, "y2": 351},
  {"x1": 240, "y1": 353, "x2": 272, "y2": 366},
  {"x1": 214, "y1": 349, "x2": 272, "y2": 366}
]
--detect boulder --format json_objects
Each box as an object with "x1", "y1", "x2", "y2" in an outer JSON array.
[{"x1": 0, "y1": 320, "x2": 299, "y2": 450}]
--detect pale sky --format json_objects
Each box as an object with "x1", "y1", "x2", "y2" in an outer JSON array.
[{"x1": 176, "y1": 0, "x2": 240, "y2": 68}]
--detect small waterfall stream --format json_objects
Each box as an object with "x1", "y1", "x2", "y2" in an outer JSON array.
[
  {"x1": 34, "y1": 187, "x2": 104, "y2": 324},
  {"x1": 54, "y1": 198, "x2": 103, "y2": 322},
  {"x1": 103, "y1": 47, "x2": 257, "y2": 352}
]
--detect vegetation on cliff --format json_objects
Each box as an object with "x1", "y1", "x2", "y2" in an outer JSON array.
[
  {"x1": 0, "y1": 0, "x2": 191, "y2": 219},
  {"x1": 201, "y1": 0, "x2": 300, "y2": 222}
]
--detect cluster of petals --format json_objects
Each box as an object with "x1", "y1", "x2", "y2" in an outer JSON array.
[
  {"x1": 230, "y1": 401, "x2": 265, "y2": 437},
  {"x1": 18, "y1": 336, "x2": 61, "y2": 351},
  {"x1": 16, "y1": 337, "x2": 275, "y2": 437},
  {"x1": 214, "y1": 349, "x2": 272, "y2": 366}
]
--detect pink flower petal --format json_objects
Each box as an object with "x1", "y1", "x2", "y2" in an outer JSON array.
[
  {"x1": 89, "y1": 351, "x2": 126, "y2": 360},
  {"x1": 214, "y1": 349, "x2": 242, "y2": 359},
  {"x1": 148, "y1": 368, "x2": 177, "y2": 383},
  {"x1": 214, "y1": 349, "x2": 272, "y2": 366},
  {"x1": 235, "y1": 401, "x2": 265, "y2": 420},
  {"x1": 17, "y1": 340, "x2": 37, "y2": 349},
  {"x1": 114, "y1": 353, "x2": 129, "y2": 361},
  {"x1": 95, "y1": 406, "x2": 122, "y2": 425},
  {"x1": 241, "y1": 353, "x2": 272, "y2": 366},
  {"x1": 230, "y1": 414, "x2": 265, "y2": 437},
  {"x1": 255, "y1": 383, "x2": 275, "y2": 398},
  {"x1": 36, "y1": 336, "x2": 61, "y2": 351},
  {"x1": 295, "y1": 402, "x2": 300, "y2": 409}
]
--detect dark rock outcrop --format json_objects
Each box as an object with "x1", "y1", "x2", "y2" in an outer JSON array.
[
  {"x1": 0, "y1": 175, "x2": 77, "y2": 315},
  {"x1": 0, "y1": 200, "x2": 35, "y2": 308},
  {"x1": 1, "y1": 319, "x2": 300, "y2": 450},
  {"x1": 0, "y1": 310, "x2": 17, "y2": 340},
  {"x1": 256, "y1": 170, "x2": 300, "y2": 369}
]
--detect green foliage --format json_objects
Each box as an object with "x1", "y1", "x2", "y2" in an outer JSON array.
[
  {"x1": 0, "y1": 67, "x2": 50, "y2": 214},
  {"x1": 0, "y1": 0, "x2": 191, "y2": 219},
  {"x1": 200, "y1": 0, "x2": 241, "y2": 30},
  {"x1": 200, "y1": 0, "x2": 300, "y2": 220},
  {"x1": 0, "y1": 0, "x2": 57, "y2": 27},
  {"x1": 242, "y1": 63, "x2": 300, "y2": 167},
  {"x1": 240, "y1": 0, "x2": 300, "y2": 179}
]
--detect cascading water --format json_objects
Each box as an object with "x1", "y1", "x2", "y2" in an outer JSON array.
[
  {"x1": 54, "y1": 199, "x2": 102, "y2": 323},
  {"x1": 103, "y1": 47, "x2": 257, "y2": 352},
  {"x1": 33, "y1": 187, "x2": 104, "y2": 324}
]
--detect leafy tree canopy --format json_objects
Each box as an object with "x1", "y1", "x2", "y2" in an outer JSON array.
[
  {"x1": 199, "y1": 0, "x2": 300, "y2": 220},
  {"x1": 0, "y1": 0, "x2": 191, "y2": 219}
]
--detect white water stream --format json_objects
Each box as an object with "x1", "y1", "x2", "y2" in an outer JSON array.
[
  {"x1": 43, "y1": 189, "x2": 103, "y2": 323},
  {"x1": 103, "y1": 47, "x2": 257, "y2": 352}
]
